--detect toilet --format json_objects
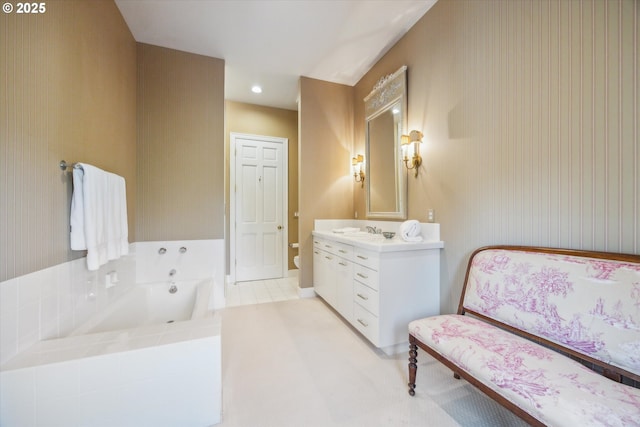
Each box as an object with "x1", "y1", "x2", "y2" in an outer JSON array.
[{"x1": 290, "y1": 242, "x2": 300, "y2": 269}]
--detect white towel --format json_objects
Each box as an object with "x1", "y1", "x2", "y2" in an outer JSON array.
[
  {"x1": 399, "y1": 220, "x2": 423, "y2": 242},
  {"x1": 70, "y1": 163, "x2": 129, "y2": 270},
  {"x1": 70, "y1": 167, "x2": 86, "y2": 250},
  {"x1": 105, "y1": 172, "x2": 129, "y2": 260}
]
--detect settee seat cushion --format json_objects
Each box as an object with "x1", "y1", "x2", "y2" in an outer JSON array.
[{"x1": 409, "y1": 314, "x2": 640, "y2": 426}]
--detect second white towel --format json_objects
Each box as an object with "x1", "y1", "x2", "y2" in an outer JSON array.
[{"x1": 399, "y1": 220, "x2": 423, "y2": 242}]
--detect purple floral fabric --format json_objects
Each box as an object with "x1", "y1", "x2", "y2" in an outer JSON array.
[
  {"x1": 464, "y1": 249, "x2": 640, "y2": 375},
  {"x1": 409, "y1": 315, "x2": 640, "y2": 426},
  {"x1": 409, "y1": 248, "x2": 640, "y2": 426}
]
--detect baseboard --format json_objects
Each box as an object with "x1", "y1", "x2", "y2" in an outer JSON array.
[
  {"x1": 287, "y1": 269, "x2": 299, "y2": 278},
  {"x1": 297, "y1": 286, "x2": 316, "y2": 299}
]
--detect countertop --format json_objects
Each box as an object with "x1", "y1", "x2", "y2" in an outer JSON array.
[{"x1": 312, "y1": 230, "x2": 444, "y2": 253}]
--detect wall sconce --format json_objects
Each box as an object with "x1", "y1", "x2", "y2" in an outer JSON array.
[
  {"x1": 401, "y1": 130, "x2": 423, "y2": 177},
  {"x1": 352, "y1": 154, "x2": 365, "y2": 188}
]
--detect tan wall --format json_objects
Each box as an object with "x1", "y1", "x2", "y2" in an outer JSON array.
[
  {"x1": 136, "y1": 44, "x2": 225, "y2": 241},
  {"x1": 298, "y1": 77, "x2": 355, "y2": 288},
  {"x1": 354, "y1": 0, "x2": 640, "y2": 313},
  {"x1": 225, "y1": 101, "x2": 299, "y2": 270},
  {"x1": 0, "y1": 0, "x2": 137, "y2": 281}
]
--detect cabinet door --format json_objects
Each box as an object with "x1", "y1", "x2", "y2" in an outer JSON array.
[
  {"x1": 335, "y1": 258, "x2": 353, "y2": 322},
  {"x1": 313, "y1": 248, "x2": 326, "y2": 297},
  {"x1": 313, "y1": 249, "x2": 336, "y2": 306}
]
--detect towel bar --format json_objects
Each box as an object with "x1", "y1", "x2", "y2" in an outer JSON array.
[{"x1": 59, "y1": 160, "x2": 83, "y2": 171}]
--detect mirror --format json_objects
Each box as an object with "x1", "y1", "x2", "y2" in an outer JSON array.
[{"x1": 364, "y1": 65, "x2": 407, "y2": 219}]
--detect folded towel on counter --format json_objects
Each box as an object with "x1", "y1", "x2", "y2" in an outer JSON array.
[
  {"x1": 70, "y1": 163, "x2": 129, "y2": 271},
  {"x1": 399, "y1": 220, "x2": 423, "y2": 242}
]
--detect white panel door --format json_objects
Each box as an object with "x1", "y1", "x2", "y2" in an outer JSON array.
[{"x1": 235, "y1": 137, "x2": 284, "y2": 282}]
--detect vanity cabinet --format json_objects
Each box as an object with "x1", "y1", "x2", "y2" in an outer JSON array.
[
  {"x1": 312, "y1": 232, "x2": 442, "y2": 354},
  {"x1": 313, "y1": 239, "x2": 353, "y2": 321}
]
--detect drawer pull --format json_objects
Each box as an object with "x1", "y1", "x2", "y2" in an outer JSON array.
[
  {"x1": 357, "y1": 273, "x2": 368, "y2": 279},
  {"x1": 325, "y1": 255, "x2": 333, "y2": 260},
  {"x1": 314, "y1": 250, "x2": 320, "y2": 254},
  {"x1": 339, "y1": 261, "x2": 348, "y2": 266},
  {"x1": 339, "y1": 249, "x2": 348, "y2": 254},
  {"x1": 324, "y1": 244, "x2": 333, "y2": 249},
  {"x1": 357, "y1": 318, "x2": 369, "y2": 327},
  {"x1": 357, "y1": 255, "x2": 368, "y2": 260},
  {"x1": 356, "y1": 293, "x2": 368, "y2": 300}
]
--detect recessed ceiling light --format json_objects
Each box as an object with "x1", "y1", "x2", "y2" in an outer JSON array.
[{"x1": 251, "y1": 85, "x2": 262, "y2": 94}]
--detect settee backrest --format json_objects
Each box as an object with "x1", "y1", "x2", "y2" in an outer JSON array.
[{"x1": 460, "y1": 246, "x2": 640, "y2": 379}]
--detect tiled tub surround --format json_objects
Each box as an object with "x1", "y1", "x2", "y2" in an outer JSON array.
[{"x1": 0, "y1": 240, "x2": 223, "y2": 426}]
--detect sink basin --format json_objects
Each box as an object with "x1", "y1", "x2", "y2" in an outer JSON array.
[{"x1": 343, "y1": 231, "x2": 384, "y2": 241}]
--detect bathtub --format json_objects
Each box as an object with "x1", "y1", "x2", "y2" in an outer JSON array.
[
  {"x1": 0, "y1": 277, "x2": 221, "y2": 426},
  {"x1": 69, "y1": 279, "x2": 212, "y2": 336}
]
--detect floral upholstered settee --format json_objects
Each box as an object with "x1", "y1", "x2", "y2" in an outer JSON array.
[{"x1": 408, "y1": 246, "x2": 640, "y2": 426}]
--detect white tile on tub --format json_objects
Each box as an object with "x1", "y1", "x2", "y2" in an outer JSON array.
[
  {"x1": 188, "y1": 324, "x2": 220, "y2": 340},
  {"x1": 77, "y1": 354, "x2": 120, "y2": 393},
  {"x1": 35, "y1": 395, "x2": 78, "y2": 427},
  {"x1": 158, "y1": 329, "x2": 192, "y2": 346},
  {"x1": 115, "y1": 378, "x2": 163, "y2": 425},
  {"x1": 118, "y1": 346, "x2": 163, "y2": 382},
  {"x1": 80, "y1": 340, "x2": 130, "y2": 358},
  {"x1": 39, "y1": 294, "x2": 59, "y2": 340},
  {"x1": 0, "y1": 368, "x2": 36, "y2": 427},
  {"x1": 76, "y1": 386, "x2": 126, "y2": 427},
  {"x1": 17, "y1": 301, "x2": 39, "y2": 353},
  {"x1": 35, "y1": 359, "x2": 78, "y2": 400},
  {"x1": 36, "y1": 346, "x2": 87, "y2": 366},
  {"x1": 17, "y1": 273, "x2": 41, "y2": 309},
  {"x1": 0, "y1": 310, "x2": 18, "y2": 366},
  {"x1": 0, "y1": 277, "x2": 18, "y2": 314},
  {"x1": 38, "y1": 272, "x2": 59, "y2": 299},
  {"x1": 57, "y1": 314, "x2": 75, "y2": 339},
  {"x1": 129, "y1": 322, "x2": 168, "y2": 337},
  {"x1": 121, "y1": 334, "x2": 161, "y2": 351}
]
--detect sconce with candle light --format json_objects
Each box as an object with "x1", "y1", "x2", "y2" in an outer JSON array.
[
  {"x1": 352, "y1": 154, "x2": 365, "y2": 188},
  {"x1": 401, "y1": 130, "x2": 423, "y2": 177}
]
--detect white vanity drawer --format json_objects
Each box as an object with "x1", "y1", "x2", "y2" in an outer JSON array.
[
  {"x1": 353, "y1": 281, "x2": 379, "y2": 316},
  {"x1": 353, "y1": 303, "x2": 379, "y2": 346},
  {"x1": 353, "y1": 264, "x2": 379, "y2": 290},
  {"x1": 313, "y1": 238, "x2": 325, "y2": 250},
  {"x1": 353, "y1": 248, "x2": 378, "y2": 270},
  {"x1": 321, "y1": 241, "x2": 353, "y2": 259}
]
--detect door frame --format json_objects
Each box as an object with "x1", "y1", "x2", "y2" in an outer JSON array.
[{"x1": 229, "y1": 132, "x2": 288, "y2": 284}]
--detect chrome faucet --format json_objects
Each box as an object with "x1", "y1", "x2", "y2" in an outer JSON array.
[{"x1": 366, "y1": 226, "x2": 381, "y2": 234}]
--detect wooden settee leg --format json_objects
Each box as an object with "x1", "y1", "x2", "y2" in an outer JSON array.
[{"x1": 408, "y1": 336, "x2": 418, "y2": 396}]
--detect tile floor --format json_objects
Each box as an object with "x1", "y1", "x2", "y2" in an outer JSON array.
[
  {"x1": 219, "y1": 298, "x2": 527, "y2": 427},
  {"x1": 225, "y1": 275, "x2": 299, "y2": 307}
]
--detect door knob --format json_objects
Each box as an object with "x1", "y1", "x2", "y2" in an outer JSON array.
[{"x1": 277, "y1": 225, "x2": 283, "y2": 230}]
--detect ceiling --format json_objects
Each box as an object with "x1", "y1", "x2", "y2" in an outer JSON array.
[{"x1": 115, "y1": 0, "x2": 437, "y2": 111}]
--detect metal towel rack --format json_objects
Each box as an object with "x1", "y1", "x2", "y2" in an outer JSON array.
[{"x1": 59, "y1": 160, "x2": 83, "y2": 171}]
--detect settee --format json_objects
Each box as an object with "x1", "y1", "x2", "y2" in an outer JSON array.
[{"x1": 408, "y1": 246, "x2": 640, "y2": 426}]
